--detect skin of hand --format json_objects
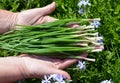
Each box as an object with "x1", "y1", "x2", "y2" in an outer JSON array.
[
  {"x1": 0, "y1": 53, "x2": 87, "y2": 83},
  {"x1": 0, "y1": 2, "x2": 57, "y2": 34},
  {"x1": 0, "y1": 2, "x2": 88, "y2": 83}
]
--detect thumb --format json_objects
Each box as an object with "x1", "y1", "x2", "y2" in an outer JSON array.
[
  {"x1": 20, "y1": 2, "x2": 56, "y2": 17},
  {"x1": 51, "y1": 68, "x2": 71, "y2": 80},
  {"x1": 40, "y1": 2, "x2": 56, "y2": 15}
]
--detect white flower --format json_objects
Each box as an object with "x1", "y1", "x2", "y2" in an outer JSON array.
[
  {"x1": 100, "y1": 79, "x2": 114, "y2": 83},
  {"x1": 41, "y1": 75, "x2": 51, "y2": 83},
  {"x1": 78, "y1": 0, "x2": 91, "y2": 7},
  {"x1": 83, "y1": 0, "x2": 91, "y2": 6},
  {"x1": 90, "y1": 21, "x2": 101, "y2": 28},
  {"x1": 42, "y1": 74, "x2": 69, "y2": 83},
  {"x1": 18, "y1": 80, "x2": 21, "y2": 83},
  {"x1": 78, "y1": 0, "x2": 84, "y2": 7},
  {"x1": 77, "y1": 60, "x2": 86, "y2": 70},
  {"x1": 49, "y1": 74, "x2": 66, "y2": 83},
  {"x1": 78, "y1": 8, "x2": 84, "y2": 14}
]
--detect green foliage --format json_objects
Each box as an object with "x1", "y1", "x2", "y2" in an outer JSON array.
[{"x1": 0, "y1": 0, "x2": 120, "y2": 83}]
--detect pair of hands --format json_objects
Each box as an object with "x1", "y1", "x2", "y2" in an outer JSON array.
[{"x1": 0, "y1": 2, "x2": 87, "y2": 82}]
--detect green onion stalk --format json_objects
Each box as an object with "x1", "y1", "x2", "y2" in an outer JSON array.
[{"x1": 0, "y1": 18, "x2": 104, "y2": 62}]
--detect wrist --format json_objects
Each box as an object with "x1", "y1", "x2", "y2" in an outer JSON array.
[
  {"x1": 0, "y1": 56, "x2": 29, "y2": 83},
  {"x1": 0, "y1": 10, "x2": 19, "y2": 34}
]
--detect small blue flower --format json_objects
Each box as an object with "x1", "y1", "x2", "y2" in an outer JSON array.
[
  {"x1": 42, "y1": 74, "x2": 67, "y2": 83},
  {"x1": 83, "y1": 0, "x2": 91, "y2": 6},
  {"x1": 98, "y1": 38, "x2": 103, "y2": 44},
  {"x1": 78, "y1": 8, "x2": 84, "y2": 14},
  {"x1": 77, "y1": 60, "x2": 86, "y2": 70},
  {"x1": 90, "y1": 21, "x2": 101, "y2": 28},
  {"x1": 78, "y1": 0, "x2": 91, "y2": 7},
  {"x1": 42, "y1": 75, "x2": 51, "y2": 83},
  {"x1": 49, "y1": 74, "x2": 66, "y2": 83},
  {"x1": 78, "y1": 0, "x2": 84, "y2": 7},
  {"x1": 18, "y1": 80, "x2": 21, "y2": 83}
]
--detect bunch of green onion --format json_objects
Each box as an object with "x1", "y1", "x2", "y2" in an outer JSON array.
[{"x1": 0, "y1": 18, "x2": 103, "y2": 61}]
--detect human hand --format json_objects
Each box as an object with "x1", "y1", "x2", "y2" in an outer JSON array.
[
  {"x1": 0, "y1": 2, "x2": 56, "y2": 34},
  {"x1": 15, "y1": 2, "x2": 57, "y2": 28},
  {"x1": 0, "y1": 53, "x2": 87, "y2": 83},
  {"x1": 19, "y1": 53, "x2": 87, "y2": 80}
]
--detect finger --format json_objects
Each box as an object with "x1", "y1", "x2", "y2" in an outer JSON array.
[
  {"x1": 68, "y1": 24, "x2": 80, "y2": 28},
  {"x1": 79, "y1": 53, "x2": 88, "y2": 58},
  {"x1": 18, "y1": 54, "x2": 29, "y2": 57},
  {"x1": 19, "y1": 2, "x2": 56, "y2": 20},
  {"x1": 40, "y1": 2, "x2": 56, "y2": 15},
  {"x1": 28, "y1": 2, "x2": 56, "y2": 17},
  {"x1": 43, "y1": 16, "x2": 58, "y2": 23},
  {"x1": 39, "y1": 68, "x2": 71, "y2": 80},
  {"x1": 50, "y1": 68, "x2": 71, "y2": 80},
  {"x1": 57, "y1": 53, "x2": 88, "y2": 69},
  {"x1": 34, "y1": 16, "x2": 58, "y2": 25},
  {"x1": 58, "y1": 59, "x2": 78, "y2": 69}
]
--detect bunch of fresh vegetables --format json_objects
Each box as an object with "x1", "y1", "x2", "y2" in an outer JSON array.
[{"x1": 0, "y1": 18, "x2": 103, "y2": 61}]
